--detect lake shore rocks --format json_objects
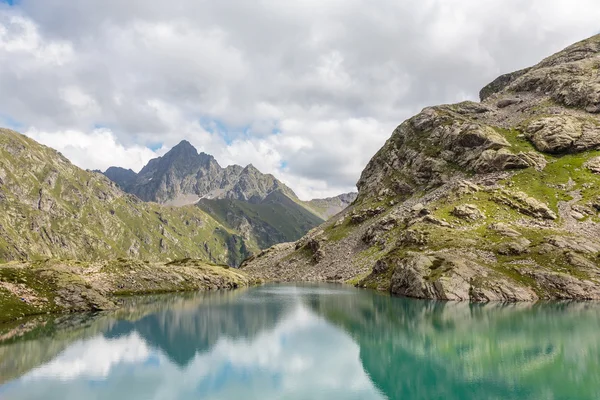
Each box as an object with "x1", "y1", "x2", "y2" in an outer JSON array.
[{"x1": 0, "y1": 258, "x2": 250, "y2": 324}]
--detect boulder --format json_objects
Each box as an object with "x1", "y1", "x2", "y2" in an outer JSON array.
[
  {"x1": 546, "y1": 236, "x2": 600, "y2": 254},
  {"x1": 372, "y1": 259, "x2": 389, "y2": 274},
  {"x1": 497, "y1": 238, "x2": 531, "y2": 255},
  {"x1": 350, "y1": 206, "x2": 385, "y2": 224},
  {"x1": 305, "y1": 238, "x2": 324, "y2": 262},
  {"x1": 488, "y1": 223, "x2": 521, "y2": 237},
  {"x1": 584, "y1": 156, "x2": 600, "y2": 174},
  {"x1": 453, "y1": 180, "x2": 482, "y2": 196},
  {"x1": 362, "y1": 215, "x2": 399, "y2": 245},
  {"x1": 493, "y1": 190, "x2": 557, "y2": 220},
  {"x1": 571, "y1": 210, "x2": 585, "y2": 220},
  {"x1": 589, "y1": 197, "x2": 600, "y2": 211},
  {"x1": 396, "y1": 229, "x2": 429, "y2": 247},
  {"x1": 411, "y1": 203, "x2": 425, "y2": 213},
  {"x1": 496, "y1": 98, "x2": 521, "y2": 108},
  {"x1": 517, "y1": 151, "x2": 548, "y2": 171},
  {"x1": 472, "y1": 148, "x2": 530, "y2": 172},
  {"x1": 423, "y1": 215, "x2": 452, "y2": 227},
  {"x1": 451, "y1": 204, "x2": 484, "y2": 220}
]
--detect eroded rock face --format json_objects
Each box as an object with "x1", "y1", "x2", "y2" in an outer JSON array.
[
  {"x1": 479, "y1": 67, "x2": 531, "y2": 101},
  {"x1": 356, "y1": 105, "x2": 526, "y2": 197},
  {"x1": 508, "y1": 40, "x2": 600, "y2": 110},
  {"x1": 388, "y1": 252, "x2": 538, "y2": 301},
  {"x1": 525, "y1": 116, "x2": 600, "y2": 154}
]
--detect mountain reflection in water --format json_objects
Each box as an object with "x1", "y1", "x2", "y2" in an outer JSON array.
[{"x1": 1, "y1": 284, "x2": 600, "y2": 400}]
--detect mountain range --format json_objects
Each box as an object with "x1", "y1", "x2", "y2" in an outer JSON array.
[{"x1": 102, "y1": 141, "x2": 356, "y2": 250}]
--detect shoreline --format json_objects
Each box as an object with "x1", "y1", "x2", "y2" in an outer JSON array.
[{"x1": 0, "y1": 258, "x2": 252, "y2": 325}]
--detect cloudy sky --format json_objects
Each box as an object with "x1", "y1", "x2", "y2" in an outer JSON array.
[{"x1": 1, "y1": 0, "x2": 599, "y2": 199}]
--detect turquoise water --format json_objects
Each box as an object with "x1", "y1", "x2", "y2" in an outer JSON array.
[{"x1": 1, "y1": 284, "x2": 600, "y2": 399}]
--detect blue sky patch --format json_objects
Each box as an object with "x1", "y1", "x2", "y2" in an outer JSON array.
[
  {"x1": 0, "y1": 115, "x2": 23, "y2": 130},
  {"x1": 199, "y1": 117, "x2": 254, "y2": 145},
  {"x1": 147, "y1": 142, "x2": 164, "y2": 151}
]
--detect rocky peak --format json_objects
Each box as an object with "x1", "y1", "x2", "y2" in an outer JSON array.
[
  {"x1": 167, "y1": 140, "x2": 198, "y2": 159},
  {"x1": 304, "y1": 192, "x2": 358, "y2": 220},
  {"x1": 358, "y1": 33, "x2": 600, "y2": 201},
  {"x1": 105, "y1": 143, "x2": 296, "y2": 205},
  {"x1": 480, "y1": 35, "x2": 600, "y2": 102},
  {"x1": 103, "y1": 166, "x2": 137, "y2": 190}
]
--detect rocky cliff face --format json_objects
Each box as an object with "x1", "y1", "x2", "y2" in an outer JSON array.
[
  {"x1": 0, "y1": 129, "x2": 253, "y2": 266},
  {"x1": 243, "y1": 34, "x2": 600, "y2": 301}
]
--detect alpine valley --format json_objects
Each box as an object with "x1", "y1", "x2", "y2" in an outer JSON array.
[
  {"x1": 3, "y1": 34, "x2": 600, "y2": 326},
  {"x1": 0, "y1": 128, "x2": 354, "y2": 322}
]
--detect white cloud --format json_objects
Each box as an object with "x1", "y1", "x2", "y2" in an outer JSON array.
[
  {"x1": 25, "y1": 127, "x2": 159, "y2": 172},
  {"x1": 0, "y1": 14, "x2": 73, "y2": 66},
  {"x1": 26, "y1": 332, "x2": 151, "y2": 380},
  {"x1": 1, "y1": 1, "x2": 600, "y2": 198}
]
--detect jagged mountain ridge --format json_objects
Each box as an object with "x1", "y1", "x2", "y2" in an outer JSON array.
[
  {"x1": 243, "y1": 34, "x2": 600, "y2": 301},
  {"x1": 0, "y1": 129, "x2": 254, "y2": 266},
  {"x1": 105, "y1": 140, "x2": 356, "y2": 216},
  {"x1": 110, "y1": 140, "x2": 296, "y2": 206},
  {"x1": 103, "y1": 141, "x2": 357, "y2": 249}
]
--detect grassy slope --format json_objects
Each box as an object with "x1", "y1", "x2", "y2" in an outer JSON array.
[
  {"x1": 198, "y1": 190, "x2": 324, "y2": 249},
  {"x1": 0, "y1": 128, "x2": 251, "y2": 266}
]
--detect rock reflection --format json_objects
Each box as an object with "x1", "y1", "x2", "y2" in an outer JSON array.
[
  {"x1": 307, "y1": 292, "x2": 600, "y2": 400},
  {"x1": 1, "y1": 285, "x2": 600, "y2": 400}
]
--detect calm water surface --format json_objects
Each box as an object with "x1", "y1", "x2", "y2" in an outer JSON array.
[{"x1": 1, "y1": 284, "x2": 600, "y2": 400}]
